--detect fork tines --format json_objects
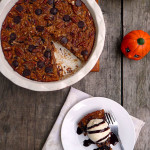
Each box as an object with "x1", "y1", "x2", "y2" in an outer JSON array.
[{"x1": 105, "y1": 113, "x2": 115, "y2": 124}]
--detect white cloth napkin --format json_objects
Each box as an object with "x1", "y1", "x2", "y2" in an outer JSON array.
[{"x1": 42, "y1": 87, "x2": 145, "y2": 150}]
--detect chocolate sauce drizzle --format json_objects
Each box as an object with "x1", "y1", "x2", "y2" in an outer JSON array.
[
  {"x1": 87, "y1": 127, "x2": 110, "y2": 134},
  {"x1": 94, "y1": 145, "x2": 110, "y2": 150},
  {"x1": 87, "y1": 120, "x2": 105, "y2": 130},
  {"x1": 96, "y1": 134, "x2": 110, "y2": 143},
  {"x1": 110, "y1": 132, "x2": 118, "y2": 145},
  {"x1": 77, "y1": 127, "x2": 83, "y2": 135},
  {"x1": 83, "y1": 139, "x2": 94, "y2": 147}
]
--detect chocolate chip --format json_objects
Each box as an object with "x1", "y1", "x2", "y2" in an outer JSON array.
[
  {"x1": 10, "y1": 33, "x2": 16, "y2": 40},
  {"x1": 37, "y1": 61, "x2": 45, "y2": 68},
  {"x1": 50, "y1": 8, "x2": 58, "y2": 15},
  {"x1": 28, "y1": 45, "x2": 36, "y2": 52},
  {"x1": 36, "y1": 26, "x2": 44, "y2": 32},
  {"x1": 45, "y1": 66, "x2": 53, "y2": 73},
  {"x1": 13, "y1": 16, "x2": 21, "y2": 24},
  {"x1": 63, "y1": 15, "x2": 70, "y2": 22},
  {"x1": 60, "y1": 37, "x2": 68, "y2": 44},
  {"x1": 35, "y1": 9, "x2": 42, "y2": 15},
  {"x1": 75, "y1": 0, "x2": 82, "y2": 7},
  {"x1": 23, "y1": 69, "x2": 31, "y2": 76},
  {"x1": 16, "y1": 5, "x2": 23, "y2": 12},
  {"x1": 9, "y1": 39, "x2": 14, "y2": 45},
  {"x1": 44, "y1": 50, "x2": 51, "y2": 58},
  {"x1": 81, "y1": 50, "x2": 88, "y2": 56},
  {"x1": 47, "y1": 0, "x2": 54, "y2": 5},
  {"x1": 12, "y1": 60, "x2": 19, "y2": 68},
  {"x1": 78, "y1": 21, "x2": 84, "y2": 28}
]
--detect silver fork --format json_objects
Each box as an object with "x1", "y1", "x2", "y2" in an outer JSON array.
[{"x1": 105, "y1": 112, "x2": 125, "y2": 150}]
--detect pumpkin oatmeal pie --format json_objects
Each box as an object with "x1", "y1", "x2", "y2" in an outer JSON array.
[{"x1": 1, "y1": 0, "x2": 96, "y2": 82}]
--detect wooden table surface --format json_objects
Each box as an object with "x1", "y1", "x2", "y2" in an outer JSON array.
[{"x1": 0, "y1": 0, "x2": 150, "y2": 150}]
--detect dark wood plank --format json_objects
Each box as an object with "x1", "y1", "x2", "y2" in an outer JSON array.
[
  {"x1": 123, "y1": 0, "x2": 150, "y2": 149},
  {"x1": 74, "y1": 0, "x2": 122, "y2": 102},
  {"x1": 0, "y1": 73, "x2": 70, "y2": 150},
  {"x1": 0, "y1": 0, "x2": 122, "y2": 150}
]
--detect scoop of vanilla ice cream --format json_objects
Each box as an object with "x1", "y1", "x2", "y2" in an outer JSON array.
[{"x1": 87, "y1": 119, "x2": 111, "y2": 144}]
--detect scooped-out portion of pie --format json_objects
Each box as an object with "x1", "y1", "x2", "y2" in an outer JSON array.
[{"x1": 1, "y1": 0, "x2": 96, "y2": 82}]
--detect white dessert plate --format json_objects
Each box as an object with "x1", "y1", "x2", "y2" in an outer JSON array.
[{"x1": 61, "y1": 97, "x2": 136, "y2": 150}]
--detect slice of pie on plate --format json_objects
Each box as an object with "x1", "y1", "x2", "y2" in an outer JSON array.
[{"x1": 77, "y1": 109, "x2": 118, "y2": 150}]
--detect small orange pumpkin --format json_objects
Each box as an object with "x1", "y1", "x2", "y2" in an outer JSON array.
[{"x1": 121, "y1": 30, "x2": 150, "y2": 60}]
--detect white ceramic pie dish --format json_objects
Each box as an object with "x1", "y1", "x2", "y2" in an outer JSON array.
[{"x1": 0, "y1": 0, "x2": 105, "y2": 91}]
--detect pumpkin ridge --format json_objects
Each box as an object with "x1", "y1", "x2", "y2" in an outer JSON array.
[
  {"x1": 140, "y1": 31, "x2": 149, "y2": 39},
  {"x1": 123, "y1": 34, "x2": 139, "y2": 40},
  {"x1": 129, "y1": 31, "x2": 140, "y2": 37},
  {"x1": 124, "y1": 32, "x2": 139, "y2": 40},
  {"x1": 132, "y1": 45, "x2": 140, "y2": 54},
  {"x1": 137, "y1": 30, "x2": 144, "y2": 37}
]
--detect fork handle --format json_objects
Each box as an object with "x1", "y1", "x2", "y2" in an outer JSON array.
[{"x1": 117, "y1": 136, "x2": 125, "y2": 150}]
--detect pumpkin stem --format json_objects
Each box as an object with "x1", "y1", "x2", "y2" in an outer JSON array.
[{"x1": 137, "y1": 38, "x2": 145, "y2": 45}]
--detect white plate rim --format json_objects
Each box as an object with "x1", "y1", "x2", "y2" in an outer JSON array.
[{"x1": 61, "y1": 97, "x2": 136, "y2": 150}]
